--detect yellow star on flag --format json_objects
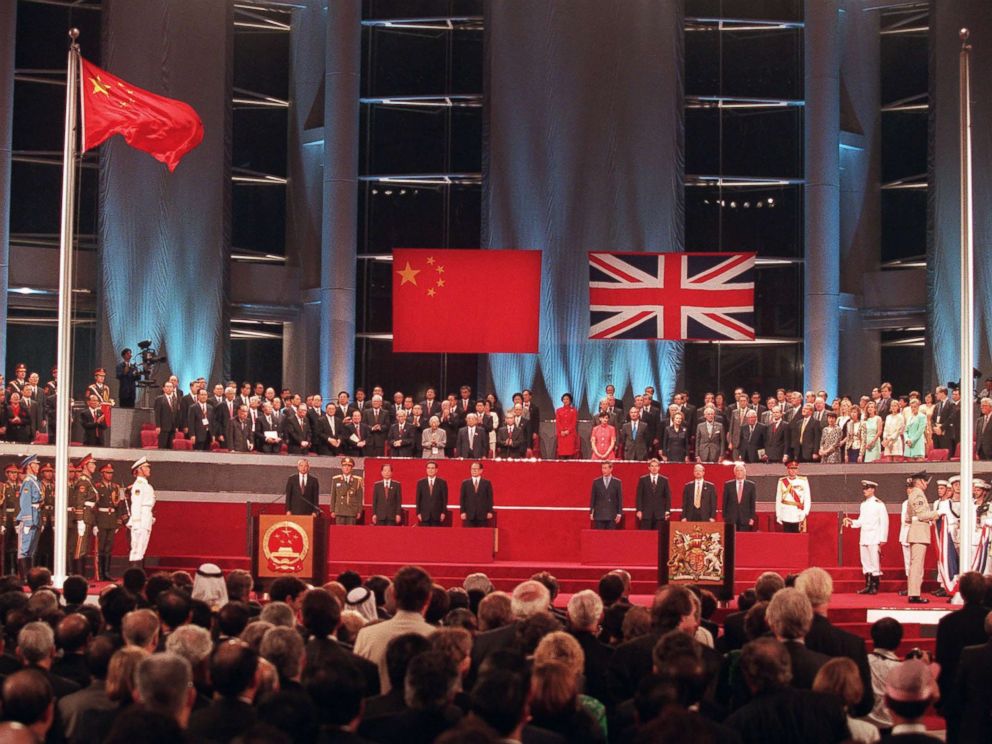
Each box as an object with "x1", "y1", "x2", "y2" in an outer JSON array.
[
  {"x1": 426, "y1": 256, "x2": 435, "y2": 265},
  {"x1": 396, "y1": 261, "x2": 421, "y2": 286},
  {"x1": 437, "y1": 278, "x2": 445, "y2": 287},
  {"x1": 427, "y1": 287, "x2": 436, "y2": 297},
  {"x1": 90, "y1": 76, "x2": 111, "y2": 96},
  {"x1": 436, "y1": 265, "x2": 445, "y2": 274}
]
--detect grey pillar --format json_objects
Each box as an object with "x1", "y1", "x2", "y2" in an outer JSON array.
[
  {"x1": 0, "y1": 2, "x2": 15, "y2": 378},
  {"x1": 804, "y1": 0, "x2": 841, "y2": 395},
  {"x1": 320, "y1": 1, "x2": 361, "y2": 400}
]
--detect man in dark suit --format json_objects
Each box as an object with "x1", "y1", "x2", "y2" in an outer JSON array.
[
  {"x1": 415, "y1": 461, "x2": 448, "y2": 526},
  {"x1": 566, "y1": 590, "x2": 614, "y2": 706},
  {"x1": 766, "y1": 588, "x2": 830, "y2": 689},
  {"x1": 789, "y1": 404, "x2": 821, "y2": 462},
  {"x1": 722, "y1": 463, "x2": 757, "y2": 532},
  {"x1": 212, "y1": 387, "x2": 238, "y2": 449},
  {"x1": 736, "y1": 410, "x2": 767, "y2": 463},
  {"x1": 935, "y1": 571, "x2": 990, "y2": 732},
  {"x1": 930, "y1": 386, "x2": 953, "y2": 451},
  {"x1": 256, "y1": 402, "x2": 282, "y2": 453},
  {"x1": 285, "y1": 458, "x2": 320, "y2": 515},
  {"x1": 187, "y1": 388, "x2": 215, "y2": 451},
  {"x1": 620, "y1": 408, "x2": 651, "y2": 461},
  {"x1": 419, "y1": 387, "x2": 441, "y2": 421},
  {"x1": 763, "y1": 407, "x2": 790, "y2": 463},
  {"x1": 459, "y1": 461, "x2": 493, "y2": 527},
  {"x1": 796, "y1": 567, "x2": 874, "y2": 717},
  {"x1": 187, "y1": 643, "x2": 258, "y2": 742},
  {"x1": 635, "y1": 458, "x2": 670, "y2": 528},
  {"x1": 314, "y1": 403, "x2": 343, "y2": 456},
  {"x1": 179, "y1": 380, "x2": 201, "y2": 439},
  {"x1": 226, "y1": 405, "x2": 254, "y2": 452},
  {"x1": 372, "y1": 464, "x2": 402, "y2": 526},
  {"x1": 495, "y1": 412, "x2": 527, "y2": 458},
  {"x1": 456, "y1": 413, "x2": 488, "y2": 459},
  {"x1": 682, "y1": 464, "x2": 716, "y2": 521},
  {"x1": 343, "y1": 410, "x2": 370, "y2": 457},
  {"x1": 153, "y1": 380, "x2": 180, "y2": 449},
  {"x1": 454, "y1": 385, "x2": 475, "y2": 424},
  {"x1": 948, "y1": 613, "x2": 992, "y2": 744},
  {"x1": 521, "y1": 389, "x2": 540, "y2": 444},
  {"x1": 280, "y1": 404, "x2": 312, "y2": 455},
  {"x1": 387, "y1": 410, "x2": 415, "y2": 458},
  {"x1": 589, "y1": 462, "x2": 623, "y2": 530},
  {"x1": 362, "y1": 396, "x2": 389, "y2": 456},
  {"x1": 80, "y1": 395, "x2": 107, "y2": 447},
  {"x1": 976, "y1": 397, "x2": 992, "y2": 460}
]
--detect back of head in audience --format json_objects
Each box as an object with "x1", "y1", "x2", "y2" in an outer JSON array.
[
  {"x1": 766, "y1": 587, "x2": 813, "y2": 641},
  {"x1": 959, "y1": 571, "x2": 986, "y2": 605},
  {"x1": 652, "y1": 630, "x2": 707, "y2": 707},
  {"x1": 405, "y1": 650, "x2": 458, "y2": 711},
  {"x1": 477, "y1": 592, "x2": 512, "y2": 632},
  {"x1": 514, "y1": 612, "x2": 561, "y2": 655},
  {"x1": 145, "y1": 573, "x2": 174, "y2": 604},
  {"x1": 622, "y1": 606, "x2": 651, "y2": 642},
  {"x1": 106, "y1": 646, "x2": 149, "y2": 702},
  {"x1": 268, "y1": 576, "x2": 307, "y2": 607},
  {"x1": 135, "y1": 652, "x2": 194, "y2": 724},
  {"x1": 470, "y1": 669, "x2": 528, "y2": 737},
  {"x1": 211, "y1": 640, "x2": 259, "y2": 698},
  {"x1": 122, "y1": 608, "x2": 161, "y2": 651},
  {"x1": 62, "y1": 575, "x2": 88, "y2": 606},
  {"x1": 85, "y1": 634, "x2": 122, "y2": 681},
  {"x1": 870, "y1": 617, "x2": 903, "y2": 651},
  {"x1": 884, "y1": 659, "x2": 938, "y2": 722},
  {"x1": 156, "y1": 589, "x2": 192, "y2": 630},
  {"x1": 510, "y1": 580, "x2": 551, "y2": 620},
  {"x1": 529, "y1": 660, "x2": 577, "y2": 717},
  {"x1": 754, "y1": 571, "x2": 785, "y2": 602},
  {"x1": 304, "y1": 658, "x2": 365, "y2": 728},
  {"x1": 216, "y1": 601, "x2": 251, "y2": 640},
  {"x1": 165, "y1": 624, "x2": 213, "y2": 669},
  {"x1": 567, "y1": 589, "x2": 603, "y2": 633},
  {"x1": 1, "y1": 669, "x2": 54, "y2": 734},
  {"x1": 393, "y1": 566, "x2": 433, "y2": 613},
  {"x1": 385, "y1": 633, "x2": 433, "y2": 692},
  {"x1": 259, "y1": 601, "x2": 296, "y2": 628},
  {"x1": 301, "y1": 588, "x2": 340, "y2": 638},
  {"x1": 336, "y1": 570, "x2": 363, "y2": 593},
  {"x1": 597, "y1": 573, "x2": 625, "y2": 606},
  {"x1": 101, "y1": 587, "x2": 138, "y2": 631},
  {"x1": 431, "y1": 627, "x2": 473, "y2": 679},
  {"x1": 226, "y1": 569, "x2": 254, "y2": 603},
  {"x1": 56, "y1": 613, "x2": 91, "y2": 654},
  {"x1": 813, "y1": 657, "x2": 863, "y2": 711},
  {"x1": 426, "y1": 585, "x2": 451, "y2": 625},
  {"x1": 26, "y1": 568, "x2": 52, "y2": 593},
  {"x1": 122, "y1": 567, "x2": 147, "y2": 596},
  {"x1": 740, "y1": 637, "x2": 792, "y2": 694},
  {"x1": 443, "y1": 608, "x2": 478, "y2": 633},
  {"x1": 795, "y1": 567, "x2": 833, "y2": 608},
  {"x1": 650, "y1": 585, "x2": 696, "y2": 635},
  {"x1": 17, "y1": 622, "x2": 54, "y2": 666},
  {"x1": 261, "y1": 626, "x2": 304, "y2": 683},
  {"x1": 255, "y1": 690, "x2": 318, "y2": 742}
]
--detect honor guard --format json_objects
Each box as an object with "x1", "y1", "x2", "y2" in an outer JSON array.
[
  {"x1": 775, "y1": 459, "x2": 811, "y2": 533},
  {"x1": 904, "y1": 470, "x2": 937, "y2": 603},
  {"x1": 70, "y1": 454, "x2": 98, "y2": 577},
  {"x1": 94, "y1": 464, "x2": 122, "y2": 581},
  {"x1": 36, "y1": 463, "x2": 56, "y2": 571},
  {"x1": 331, "y1": 457, "x2": 364, "y2": 525},
  {"x1": 87, "y1": 368, "x2": 112, "y2": 404},
  {"x1": 128, "y1": 457, "x2": 155, "y2": 568},
  {"x1": 15, "y1": 455, "x2": 43, "y2": 581},
  {"x1": 0, "y1": 463, "x2": 21, "y2": 574},
  {"x1": 2, "y1": 464, "x2": 20, "y2": 575},
  {"x1": 843, "y1": 480, "x2": 889, "y2": 595}
]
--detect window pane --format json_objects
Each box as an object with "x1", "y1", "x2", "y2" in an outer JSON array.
[
  {"x1": 355, "y1": 337, "x2": 479, "y2": 399},
  {"x1": 881, "y1": 190, "x2": 927, "y2": 261},
  {"x1": 685, "y1": 185, "x2": 802, "y2": 257},
  {"x1": 686, "y1": 29, "x2": 802, "y2": 100},
  {"x1": 360, "y1": 184, "x2": 446, "y2": 254},
  {"x1": 686, "y1": 0, "x2": 803, "y2": 22},
  {"x1": 361, "y1": 105, "x2": 482, "y2": 175},
  {"x1": 881, "y1": 113, "x2": 927, "y2": 183},
  {"x1": 686, "y1": 108, "x2": 803, "y2": 178},
  {"x1": 682, "y1": 342, "x2": 803, "y2": 403}
]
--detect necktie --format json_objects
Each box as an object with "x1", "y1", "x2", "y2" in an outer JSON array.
[
  {"x1": 473, "y1": 478, "x2": 479, "y2": 491},
  {"x1": 632, "y1": 423, "x2": 638, "y2": 439},
  {"x1": 429, "y1": 478, "x2": 434, "y2": 490},
  {"x1": 229, "y1": 402, "x2": 233, "y2": 416},
  {"x1": 737, "y1": 481, "x2": 743, "y2": 503},
  {"x1": 801, "y1": 418, "x2": 808, "y2": 440},
  {"x1": 301, "y1": 475, "x2": 306, "y2": 489},
  {"x1": 694, "y1": 481, "x2": 702, "y2": 509},
  {"x1": 469, "y1": 428, "x2": 474, "y2": 447},
  {"x1": 651, "y1": 476, "x2": 657, "y2": 487},
  {"x1": 385, "y1": 480, "x2": 390, "y2": 490},
  {"x1": 508, "y1": 426, "x2": 513, "y2": 435},
  {"x1": 201, "y1": 403, "x2": 206, "y2": 416}
]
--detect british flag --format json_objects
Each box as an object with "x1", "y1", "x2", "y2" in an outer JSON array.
[{"x1": 588, "y1": 252, "x2": 756, "y2": 341}]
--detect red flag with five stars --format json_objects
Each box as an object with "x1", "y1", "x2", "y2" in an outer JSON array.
[
  {"x1": 392, "y1": 248, "x2": 541, "y2": 353},
  {"x1": 79, "y1": 57, "x2": 204, "y2": 172}
]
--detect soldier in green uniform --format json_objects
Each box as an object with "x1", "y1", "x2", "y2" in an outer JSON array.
[
  {"x1": 1, "y1": 464, "x2": 20, "y2": 575},
  {"x1": 93, "y1": 463, "x2": 122, "y2": 581},
  {"x1": 331, "y1": 457, "x2": 364, "y2": 525},
  {"x1": 36, "y1": 463, "x2": 56, "y2": 570},
  {"x1": 70, "y1": 454, "x2": 98, "y2": 578}
]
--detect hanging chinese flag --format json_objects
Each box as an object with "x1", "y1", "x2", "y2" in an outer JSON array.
[
  {"x1": 392, "y1": 249, "x2": 541, "y2": 353},
  {"x1": 79, "y1": 57, "x2": 204, "y2": 171}
]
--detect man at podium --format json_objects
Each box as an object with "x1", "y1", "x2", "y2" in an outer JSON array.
[{"x1": 286, "y1": 458, "x2": 321, "y2": 516}]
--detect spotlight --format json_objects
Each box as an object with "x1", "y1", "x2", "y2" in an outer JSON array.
[
  {"x1": 730, "y1": 201, "x2": 736, "y2": 208},
  {"x1": 384, "y1": 190, "x2": 393, "y2": 195},
  {"x1": 767, "y1": 198, "x2": 775, "y2": 206},
  {"x1": 743, "y1": 202, "x2": 750, "y2": 208},
  {"x1": 756, "y1": 201, "x2": 764, "y2": 208},
  {"x1": 371, "y1": 189, "x2": 378, "y2": 195}
]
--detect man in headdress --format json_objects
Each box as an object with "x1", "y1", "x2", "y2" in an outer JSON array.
[
  {"x1": 127, "y1": 457, "x2": 155, "y2": 568},
  {"x1": 775, "y1": 459, "x2": 811, "y2": 533},
  {"x1": 93, "y1": 463, "x2": 123, "y2": 580},
  {"x1": 15, "y1": 455, "x2": 43, "y2": 581},
  {"x1": 904, "y1": 470, "x2": 938, "y2": 603},
  {"x1": 843, "y1": 480, "x2": 889, "y2": 595}
]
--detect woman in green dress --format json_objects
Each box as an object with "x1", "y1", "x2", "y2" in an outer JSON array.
[
  {"x1": 903, "y1": 398, "x2": 927, "y2": 460},
  {"x1": 859, "y1": 400, "x2": 882, "y2": 463}
]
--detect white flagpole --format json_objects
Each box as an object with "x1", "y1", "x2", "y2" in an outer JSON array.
[
  {"x1": 53, "y1": 29, "x2": 81, "y2": 586},
  {"x1": 956, "y1": 28, "x2": 975, "y2": 588}
]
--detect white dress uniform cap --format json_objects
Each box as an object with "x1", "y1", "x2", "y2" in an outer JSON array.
[{"x1": 131, "y1": 456, "x2": 149, "y2": 472}]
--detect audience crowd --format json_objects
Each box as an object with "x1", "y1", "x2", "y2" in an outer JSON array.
[{"x1": 0, "y1": 561, "x2": 988, "y2": 743}]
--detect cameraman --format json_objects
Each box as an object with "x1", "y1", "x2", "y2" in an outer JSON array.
[{"x1": 116, "y1": 348, "x2": 141, "y2": 409}]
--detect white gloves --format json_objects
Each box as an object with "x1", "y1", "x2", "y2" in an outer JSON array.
[
  {"x1": 93, "y1": 527, "x2": 99, "y2": 535},
  {"x1": 76, "y1": 521, "x2": 86, "y2": 536}
]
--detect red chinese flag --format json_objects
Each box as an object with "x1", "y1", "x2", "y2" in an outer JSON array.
[
  {"x1": 392, "y1": 249, "x2": 541, "y2": 353},
  {"x1": 79, "y1": 57, "x2": 204, "y2": 172}
]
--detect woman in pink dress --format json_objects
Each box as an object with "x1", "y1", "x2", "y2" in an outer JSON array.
[
  {"x1": 555, "y1": 393, "x2": 580, "y2": 459},
  {"x1": 590, "y1": 412, "x2": 617, "y2": 460}
]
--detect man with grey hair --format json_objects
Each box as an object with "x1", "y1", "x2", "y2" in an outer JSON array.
[
  {"x1": 567, "y1": 589, "x2": 612, "y2": 705},
  {"x1": 122, "y1": 608, "x2": 160, "y2": 653},
  {"x1": 456, "y1": 413, "x2": 487, "y2": 459},
  {"x1": 259, "y1": 601, "x2": 296, "y2": 628},
  {"x1": 16, "y1": 622, "x2": 80, "y2": 700},
  {"x1": 364, "y1": 394, "x2": 389, "y2": 455},
  {"x1": 978, "y1": 397, "x2": 992, "y2": 460},
  {"x1": 260, "y1": 626, "x2": 304, "y2": 690},
  {"x1": 765, "y1": 588, "x2": 828, "y2": 689},
  {"x1": 135, "y1": 652, "x2": 196, "y2": 728},
  {"x1": 470, "y1": 580, "x2": 553, "y2": 682},
  {"x1": 165, "y1": 625, "x2": 213, "y2": 701},
  {"x1": 797, "y1": 566, "x2": 873, "y2": 716}
]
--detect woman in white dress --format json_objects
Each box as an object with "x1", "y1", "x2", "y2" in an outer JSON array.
[{"x1": 882, "y1": 399, "x2": 905, "y2": 460}]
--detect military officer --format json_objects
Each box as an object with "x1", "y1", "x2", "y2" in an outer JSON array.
[
  {"x1": 15, "y1": 455, "x2": 43, "y2": 580},
  {"x1": 94, "y1": 463, "x2": 122, "y2": 580},
  {"x1": 775, "y1": 459, "x2": 811, "y2": 533},
  {"x1": 128, "y1": 456, "x2": 155, "y2": 568},
  {"x1": 331, "y1": 457, "x2": 364, "y2": 525},
  {"x1": 86, "y1": 368, "x2": 112, "y2": 403},
  {"x1": 74, "y1": 454, "x2": 99, "y2": 579},
  {"x1": 905, "y1": 470, "x2": 938, "y2": 603},
  {"x1": 35, "y1": 463, "x2": 55, "y2": 570},
  {"x1": 2, "y1": 464, "x2": 20, "y2": 575},
  {"x1": 843, "y1": 480, "x2": 889, "y2": 595}
]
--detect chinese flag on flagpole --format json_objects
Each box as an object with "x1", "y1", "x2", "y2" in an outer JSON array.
[
  {"x1": 79, "y1": 57, "x2": 204, "y2": 171},
  {"x1": 392, "y1": 249, "x2": 541, "y2": 353}
]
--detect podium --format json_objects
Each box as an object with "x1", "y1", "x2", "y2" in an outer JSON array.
[{"x1": 253, "y1": 513, "x2": 326, "y2": 584}]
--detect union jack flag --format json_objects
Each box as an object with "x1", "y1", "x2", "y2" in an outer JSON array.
[{"x1": 588, "y1": 252, "x2": 756, "y2": 341}]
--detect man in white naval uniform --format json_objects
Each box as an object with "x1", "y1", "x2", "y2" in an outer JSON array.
[
  {"x1": 127, "y1": 456, "x2": 155, "y2": 568},
  {"x1": 774, "y1": 459, "x2": 811, "y2": 532},
  {"x1": 844, "y1": 480, "x2": 889, "y2": 595}
]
